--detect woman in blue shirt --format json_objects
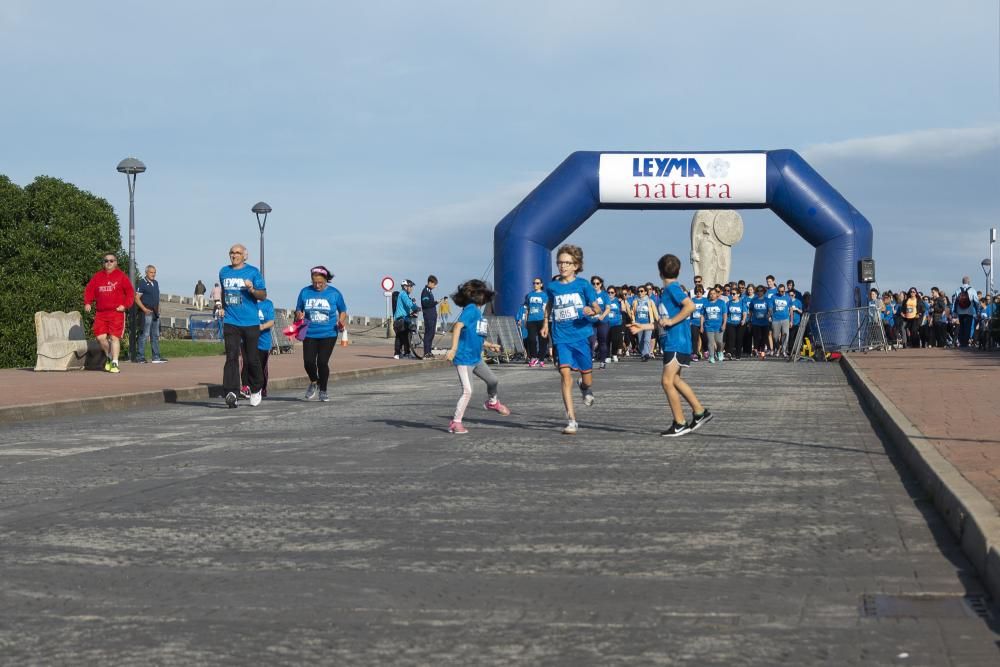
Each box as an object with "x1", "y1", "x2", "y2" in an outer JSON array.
[
  {"x1": 295, "y1": 266, "x2": 348, "y2": 402},
  {"x1": 606, "y1": 285, "x2": 624, "y2": 362},
  {"x1": 634, "y1": 285, "x2": 655, "y2": 361},
  {"x1": 749, "y1": 285, "x2": 771, "y2": 358},
  {"x1": 725, "y1": 290, "x2": 746, "y2": 359},
  {"x1": 688, "y1": 284, "x2": 706, "y2": 361},
  {"x1": 588, "y1": 276, "x2": 612, "y2": 369},
  {"x1": 445, "y1": 279, "x2": 510, "y2": 434}
]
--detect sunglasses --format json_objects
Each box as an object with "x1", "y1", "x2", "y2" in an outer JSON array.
[
  {"x1": 103, "y1": 258, "x2": 116, "y2": 263},
  {"x1": 533, "y1": 281, "x2": 542, "y2": 285}
]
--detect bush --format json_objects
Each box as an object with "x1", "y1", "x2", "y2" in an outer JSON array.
[{"x1": 0, "y1": 175, "x2": 125, "y2": 368}]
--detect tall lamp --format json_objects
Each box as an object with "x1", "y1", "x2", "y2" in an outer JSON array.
[
  {"x1": 252, "y1": 202, "x2": 272, "y2": 277},
  {"x1": 116, "y1": 157, "x2": 146, "y2": 362}
]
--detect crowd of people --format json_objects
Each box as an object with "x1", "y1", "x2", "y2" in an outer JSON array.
[{"x1": 869, "y1": 279, "x2": 997, "y2": 349}]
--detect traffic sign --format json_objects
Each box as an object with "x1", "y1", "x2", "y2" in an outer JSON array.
[{"x1": 381, "y1": 276, "x2": 395, "y2": 291}]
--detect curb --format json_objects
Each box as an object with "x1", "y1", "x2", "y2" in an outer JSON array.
[
  {"x1": 0, "y1": 359, "x2": 451, "y2": 426},
  {"x1": 841, "y1": 355, "x2": 1000, "y2": 600}
]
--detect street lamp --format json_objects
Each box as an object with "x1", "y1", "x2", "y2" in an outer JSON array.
[
  {"x1": 981, "y1": 259, "x2": 991, "y2": 297},
  {"x1": 116, "y1": 157, "x2": 146, "y2": 362},
  {"x1": 252, "y1": 202, "x2": 272, "y2": 277}
]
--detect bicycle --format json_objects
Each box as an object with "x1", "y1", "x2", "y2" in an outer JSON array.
[{"x1": 406, "y1": 319, "x2": 424, "y2": 360}]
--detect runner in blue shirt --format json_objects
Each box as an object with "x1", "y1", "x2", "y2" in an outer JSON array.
[
  {"x1": 606, "y1": 286, "x2": 624, "y2": 362},
  {"x1": 219, "y1": 243, "x2": 267, "y2": 408},
  {"x1": 295, "y1": 266, "x2": 348, "y2": 401},
  {"x1": 540, "y1": 244, "x2": 601, "y2": 435},
  {"x1": 689, "y1": 285, "x2": 706, "y2": 361},
  {"x1": 523, "y1": 279, "x2": 550, "y2": 367},
  {"x1": 701, "y1": 288, "x2": 727, "y2": 363},
  {"x1": 769, "y1": 284, "x2": 793, "y2": 357},
  {"x1": 789, "y1": 293, "x2": 804, "y2": 356},
  {"x1": 749, "y1": 286, "x2": 771, "y2": 358},
  {"x1": 725, "y1": 291, "x2": 746, "y2": 359},
  {"x1": 241, "y1": 297, "x2": 276, "y2": 399},
  {"x1": 444, "y1": 279, "x2": 509, "y2": 434},
  {"x1": 633, "y1": 285, "x2": 655, "y2": 361},
  {"x1": 628, "y1": 253, "x2": 712, "y2": 437},
  {"x1": 588, "y1": 276, "x2": 613, "y2": 369}
]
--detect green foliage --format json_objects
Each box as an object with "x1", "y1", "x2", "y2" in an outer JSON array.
[{"x1": 0, "y1": 175, "x2": 125, "y2": 368}]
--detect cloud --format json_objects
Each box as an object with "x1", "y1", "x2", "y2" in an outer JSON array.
[{"x1": 803, "y1": 125, "x2": 1000, "y2": 163}]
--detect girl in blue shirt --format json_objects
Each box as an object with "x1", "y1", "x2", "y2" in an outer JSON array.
[
  {"x1": 633, "y1": 285, "x2": 655, "y2": 361},
  {"x1": 295, "y1": 266, "x2": 348, "y2": 402},
  {"x1": 445, "y1": 279, "x2": 509, "y2": 434},
  {"x1": 689, "y1": 285, "x2": 706, "y2": 361},
  {"x1": 523, "y1": 278, "x2": 550, "y2": 367},
  {"x1": 606, "y1": 286, "x2": 624, "y2": 362}
]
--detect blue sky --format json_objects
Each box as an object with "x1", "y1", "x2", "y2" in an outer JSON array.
[{"x1": 2, "y1": 1, "x2": 998, "y2": 313}]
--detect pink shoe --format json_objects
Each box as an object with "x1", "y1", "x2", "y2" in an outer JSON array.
[
  {"x1": 484, "y1": 399, "x2": 511, "y2": 416},
  {"x1": 448, "y1": 420, "x2": 468, "y2": 434},
  {"x1": 538, "y1": 360, "x2": 545, "y2": 368},
  {"x1": 528, "y1": 358, "x2": 538, "y2": 367}
]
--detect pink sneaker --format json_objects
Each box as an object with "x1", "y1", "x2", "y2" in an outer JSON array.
[
  {"x1": 484, "y1": 399, "x2": 511, "y2": 416},
  {"x1": 448, "y1": 420, "x2": 468, "y2": 434},
  {"x1": 538, "y1": 360, "x2": 545, "y2": 368},
  {"x1": 528, "y1": 358, "x2": 538, "y2": 367}
]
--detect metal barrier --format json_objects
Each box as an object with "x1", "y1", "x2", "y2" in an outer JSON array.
[
  {"x1": 272, "y1": 314, "x2": 296, "y2": 354},
  {"x1": 188, "y1": 314, "x2": 222, "y2": 341},
  {"x1": 485, "y1": 316, "x2": 526, "y2": 362},
  {"x1": 793, "y1": 305, "x2": 888, "y2": 360}
]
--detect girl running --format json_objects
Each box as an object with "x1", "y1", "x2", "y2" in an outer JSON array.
[{"x1": 445, "y1": 279, "x2": 510, "y2": 434}]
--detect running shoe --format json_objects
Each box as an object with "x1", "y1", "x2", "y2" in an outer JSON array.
[
  {"x1": 538, "y1": 361, "x2": 545, "y2": 368},
  {"x1": 484, "y1": 399, "x2": 511, "y2": 416},
  {"x1": 239, "y1": 385, "x2": 251, "y2": 399},
  {"x1": 151, "y1": 358, "x2": 168, "y2": 364},
  {"x1": 579, "y1": 381, "x2": 595, "y2": 406},
  {"x1": 660, "y1": 421, "x2": 692, "y2": 437},
  {"x1": 612, "y1": 355, "x2": 619, "y2": 362},
  {"x1": 136, "y1": 358, "x2": 147, "y2": 364},
  {"x1": 225, "y1": 392, "x2": 238, "y2": 408},
  {"x1": 709, "y1": 356, "x2": 716, "y2": 364},
  {"x1": 108, "y1": 362, "x2": 120, "y2": 374},
  {"x1": 449, "y1": 420, "x2": 468, "y2": 434},
  {"x1": 599, "y1": 362, "x2": 606, "y2": 370},
  {"x1": 717, "y1": 352, "x2": 724, "y2": 362},
  {"x1": 319, "y1": 391, "x2": 330, "y2": 402},
  {"x1": 562, "y1": 420, "x2": 578, "y2": 435},
  {"x1": 249, "y1": 390, "x2": 262, "y2": 407},
  {"x1": 688, "y1": 408, "x2": 714, "y2": 432},
  {"x1": 304, "y1": 382, "x2": 319, "y2": 400},
  {"x1": 528, "y1": 358, "x2": 538, "y2": 367},
  {"x1": 104, "y1": 360, "x2": 112, "y2": 372},
  {"x1": 393, "y1": 354, "x2": 400, "y2": 360}
]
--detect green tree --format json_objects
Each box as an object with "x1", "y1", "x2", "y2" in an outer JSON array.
[{"x1": 0, "y1": 175, "x2": 124, "y2": 368}]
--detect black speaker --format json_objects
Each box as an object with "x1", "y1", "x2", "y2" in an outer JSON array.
[{"x1": 858, "y1": 259, "x2": 876, "y2": 283}]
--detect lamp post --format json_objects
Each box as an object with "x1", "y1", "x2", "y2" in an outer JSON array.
[
  {"x1": 990, "y1": 228, "x2": 997, "y2": 296},
  {"x1": 252, "y1": 202, "x2": 272, "y2": 277},
  {"x1": 981, "y1": 259, "x2": 991, "y2": 298},
  {"x1": 116, "y1": 157, "x2": 146, "y2": 362}
]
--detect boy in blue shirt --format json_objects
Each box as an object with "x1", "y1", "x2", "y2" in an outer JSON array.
[
  {"x1": 629, "y1": 253, "x2": 713, "y2": 437},
  {"x1": 241, "y1": 298, "x2": 276, "y2": 399},
  {"x1": 540, "y1": 244, "x2": 601, "y2": 435}
]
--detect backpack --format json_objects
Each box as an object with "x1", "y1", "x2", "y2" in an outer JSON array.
[
  {"x1": 391, "y1": 290, "x2": 400, "y2": 314},
  {"x1": 957, "y1": 287, "x2": 972, "y2": 310}
]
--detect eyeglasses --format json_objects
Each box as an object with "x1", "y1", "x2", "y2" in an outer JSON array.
[
  {"x1": 591, "y1": 281, "x2": 601, "y2": 285},
  {"x1": 556, "y1": 260, "x2": 575, "y2": 266},
  {"x1": 638, "y1": 289, "x2": 646, "y2": 294},
  {"x1": 532, "y1": 281, "x2": 542, "y2": 285},
  {"x1": 103, "y1": 258, "x2": 116, "y2": 263}
]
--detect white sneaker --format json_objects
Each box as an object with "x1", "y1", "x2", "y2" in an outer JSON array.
[
  {"x1": 249, "y1": 390, "x2": 262, "y2": 407},
  {"x1": 319, "y1": 391, "x2": 329, "y2": 402},
  {"x1": 304, "y1": 382, "x2": 318, "y2": 400},
  {"x1": 563, "y1": 420, "x2": 578, "y2": 435},
  {"x1": 612, "y1": 355, "x2": 619, "y2": 362},
  {"x1": 604, "y1": 357, "x2": 611, "y2": 364},
  {"x1": 393, "y1": 354, "x2": 400, "y2": 360}
]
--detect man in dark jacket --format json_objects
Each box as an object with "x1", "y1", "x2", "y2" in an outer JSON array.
[{"x1": 420, "y1": 275, "x2": 443, "y2": 358}]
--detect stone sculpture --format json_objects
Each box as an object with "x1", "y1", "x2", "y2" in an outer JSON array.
[{"x1": 690, "y1": 210, "x2": 744, "y2": 287}]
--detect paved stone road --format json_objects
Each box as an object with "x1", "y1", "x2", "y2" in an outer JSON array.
[{"x1": 1, "y1": 360, "x2": 998, "y2": 665}]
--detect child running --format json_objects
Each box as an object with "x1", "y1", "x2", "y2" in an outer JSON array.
[
  {"x1": 444, "y1": 279, "x2": 510, "y2": 434},
  {"x1": 540, "y1": 244, "x2": 601, "y2": 435},
  {"x1": 629, "y1": 253, "x2": 714, "y2": 437}
]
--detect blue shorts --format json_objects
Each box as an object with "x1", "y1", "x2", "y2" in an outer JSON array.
[
  {"x1": 663, "y1": 351, "x2": 691, "y2": 368},
  {"x1": 555, "y1": 338, "x2": 593, "y2": 372}
]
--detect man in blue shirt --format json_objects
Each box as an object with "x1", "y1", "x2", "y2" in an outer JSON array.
[
  {"x1": 135, "y1": 264, "x2": 167, "y2": 364},
  {"x1": 219, "y1": 244, "x2": 267, "y2": 408},
  {"x1": 394, "y1": 280, "x2": 420, "y2": 359},
  {"x1": 420, "y1": 275, "x2": 441, "y2": 358},
  {"x1": 769, "y1": 284, "x2": 793, "y2": 357}
]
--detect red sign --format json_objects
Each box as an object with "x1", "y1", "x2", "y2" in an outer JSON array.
[{"x1": 380, "y1": 276, "x2": 394, "y2": 291}]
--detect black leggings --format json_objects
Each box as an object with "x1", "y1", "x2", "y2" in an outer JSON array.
[
  {"x1": 609, "y1": 324, "x2": 624, "y2": 356},
  {"x1": 752, "y1": 324, "x2": 769, "y2": 352},
  {"x1": 594, "y1": 320, "x2": 611, "y2": 361},
  {"x1": 525, "y1": 320, "x2": 548, "y2": 359},
  {"x1": 725, "y1": 324, "x2": 743, "y2": 358},
  {"x1": 303, "y1": 337, "x2": 337, "y2": 391}
]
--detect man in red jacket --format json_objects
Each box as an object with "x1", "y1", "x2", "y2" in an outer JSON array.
[{"x1": 84, "y1": 253, "x2": 135, "y2": 373}]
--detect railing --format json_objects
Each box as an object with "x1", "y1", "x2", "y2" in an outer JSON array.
[{"x1": 791, "y1": 305, "x2": 888, "y2": 361}]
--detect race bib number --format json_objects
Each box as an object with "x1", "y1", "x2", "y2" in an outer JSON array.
[
  {"x1": 311, "y1": 312, "x2": 330, "y2": 323},
  {"x1": 553, "y1": 306, "x2": 578, "y2": 322},
  {"x1": 225, "y1": 292, "x2": 242, "y2": 306},
  {"x1": 476, "y1": 319, "x2": 488, "y2": 336}
]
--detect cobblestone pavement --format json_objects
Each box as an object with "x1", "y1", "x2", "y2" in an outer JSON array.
[{"x1": 1, "y1": 360, "x2": 998, "y2": 665}]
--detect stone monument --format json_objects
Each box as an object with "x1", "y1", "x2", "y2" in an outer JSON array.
[{"x1": 690, "y1": 210, "x2": 744, "y2": 287}]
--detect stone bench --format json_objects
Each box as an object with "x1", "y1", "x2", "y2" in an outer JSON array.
[{"x1": 34, "y1": 311, "x2": 105, "y2": 371}]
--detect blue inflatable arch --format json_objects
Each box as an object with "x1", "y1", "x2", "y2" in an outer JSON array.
[{"x1": 493, "y1": 150, "x2": 873, "y2": 328}]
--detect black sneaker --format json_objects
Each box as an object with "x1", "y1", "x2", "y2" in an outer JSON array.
[
  {"x1": 661, "y1": 421, "x2": 691, "y2": 437},
  {"x1": 225, "y1": 392, "x2": 238, "y2": 409},
  {"x1": 688, "y1": 409, "x2": 714, "y2": 432},
  {"x1": 136, "y1": 359, "x2": 147, "y2": 364}
]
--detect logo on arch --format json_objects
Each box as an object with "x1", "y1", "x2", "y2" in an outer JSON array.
[{"x1": 599, "y1": 153, "x2": 766, "y2": 205}]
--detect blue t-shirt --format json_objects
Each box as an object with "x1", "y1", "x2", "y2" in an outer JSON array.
[
  {"x1": 607, "y1": 298, "x2": 622, "y2": 326},
  {"x1": 690, "y1": 297, "x2": 706, "y2": 324},
  {"x1": 525, "y1": 290, "x2": 548, "y2": 322},
  {"x1": 136, "y1": 277, "x2": 160, "y2": 311},
  {"x1": 516, "y1": 304, "x2": 528, "y2": 338},
  {"x1": 546, "y1": 277, "x2": 598, "y2": 343},
  {"x1": 770, "y1": 294, "x2": 792, "y2": 322},
  {"x1": 454, "y1": 304, "x2": 487, "y2": 366},
  {"x1": 702, "y1": 299, "x2": 725, "y2": 333},
  {"x1": 726, "y1": 299, "x2": 745, "y2": 325},
  {"x1": 657, "y1": 282, "x2": 692, "y2": 354},
  {"x1": 749, "y1": 297, "x2": 770, "y2": 326},
  {"x1": 257, "y1": 299, "x2": 275, "y2": 351},
  {"x1": 296, "y1": 284, "x2": 347, "y2": 339},
  {"x1": 634, "y1": 296, "x2": 653, "y2": 324},
  {"x1": 220, "y1": 264, "x2": 266, "y2": 327},
  {"x1": 765, "y1": 286, "x2": 778, "y2": 299},
  {"x1": 791, "y1": 298, "x2": 803, "y2": 326},
  {"x1": 589, "y1": 290, "x2": 611, "y2": 323},
  {"x1": 882, "y1": 302, "x2": 897, "y2": 325}
]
